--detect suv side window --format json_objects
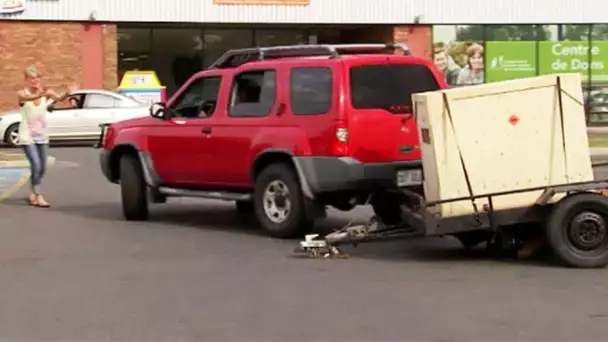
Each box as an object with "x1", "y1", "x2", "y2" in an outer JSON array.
[
  {"x1": 228, "y1": 69, "x2": 276, "y2": 118},
  {"x1": 290, "y1": 67, "x2": 332, "y2": 115},
  {"x1": 170, "y1": 76, "x2": 222, "y2": 118}
]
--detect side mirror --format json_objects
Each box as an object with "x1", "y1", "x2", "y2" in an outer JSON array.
[
  {"x1": 150, "y1": 102, "x2": 170, "y2": 120},
  {"x1": 47, "y1": 103, "x2": 55, "y2": 113}
]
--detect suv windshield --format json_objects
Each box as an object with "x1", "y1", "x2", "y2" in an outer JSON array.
[{"x1": 350, "y1": 63, "x2": 440, "y2": 113}]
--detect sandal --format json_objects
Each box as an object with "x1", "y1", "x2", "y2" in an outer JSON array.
[
  {"x1": 35, "y1": 195, "x2": 50, "y2": 208},
  {"x1": 26, "y1": 194, "x2": 38, "y2": 206}
]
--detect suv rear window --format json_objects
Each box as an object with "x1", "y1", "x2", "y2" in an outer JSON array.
[{"x1": 350, "y1": 63, "x2": 440, "y2": 113}]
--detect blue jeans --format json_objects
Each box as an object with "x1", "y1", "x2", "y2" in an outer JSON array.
[{"x1": 22, "y1": 143, "x2": 48, "y2": 195}]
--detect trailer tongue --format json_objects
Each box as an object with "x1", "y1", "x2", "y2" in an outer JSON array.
[
  {"x1": 295, "y1": 74, "x2": 608, "y2": 268},
  {"x1": 295, "y1": 214, "x2": 420, "y2": 259}
]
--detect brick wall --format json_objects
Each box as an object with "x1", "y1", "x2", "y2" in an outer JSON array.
[
  {"x1": 393, "y1": 26, "x2": 432, "y2": 58},
  {"x1": 102, "y1": 24, "x2": 118, "y2": 91},
  {"x1": 0, "y1": 22, "x2": 118, "y2": 112}
]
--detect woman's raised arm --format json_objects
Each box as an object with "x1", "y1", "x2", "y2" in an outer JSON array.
[
  {"x1": 45, "y1": 84, "x2": 77, "y2": 102},
  {"x1": 17, "y1": 89, "x2": 45, "y2": 103}
]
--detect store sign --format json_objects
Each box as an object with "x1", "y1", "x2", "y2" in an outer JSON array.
[
  {"x1": 118, "y1": 71, "x2": 166, "y2": 106},
  {"x1": 485, "y1": 41, "x2": 608, "y2": 83},
  {"x1": 0, "y1": 0, "x2": 25, "y2": 14},
  {"x1": 486, "y1": 41, "x2": 537, "y2": 82},
  {"x1": 538, "y1": 41, "x2": 608, "y2": 82},
  {"x1": 214, "y1": 0, "x2": 309, "y2": 5}
]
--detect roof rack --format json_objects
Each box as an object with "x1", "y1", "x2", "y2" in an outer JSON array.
[{"x1": 207, "y1": 43, "x2": 410, "y2": 69}]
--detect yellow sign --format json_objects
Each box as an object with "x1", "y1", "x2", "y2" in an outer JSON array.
[
  {"x1": 119, "y1": 70, "x2": 163, "y2": 90},
  {"x1": 118, "y1": 71, "x2": 166, "y2": 105},
  {"x1": 214, "y1": 0, "x2": 309, "y2": 5}
]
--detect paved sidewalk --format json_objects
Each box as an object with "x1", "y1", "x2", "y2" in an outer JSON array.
[
  {"x1": 588, "y1": 126, "x2": 608, "y2": 134},
  {"x1": 591, "y1": 147, "x2": 608, "y2": 156}
]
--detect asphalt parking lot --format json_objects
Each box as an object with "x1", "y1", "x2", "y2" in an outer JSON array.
[{"x1": 2, "y1": 145, "x2": 608, "y2": 341}]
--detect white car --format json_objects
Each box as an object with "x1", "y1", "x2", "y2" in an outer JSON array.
[{"x1": 0, "y1": 89, "x2": 150, "y2": 147}]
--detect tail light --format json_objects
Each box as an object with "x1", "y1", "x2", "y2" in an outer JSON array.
[
  {"x1": 331, "y1": 121, "x2": 349, "y2": 156},
  {"x1": 104, "y1": 126, "x2": 116, "y2": 149},
  {"x1": 96, "y1": 124, "x2": 114, "y2": 149}
]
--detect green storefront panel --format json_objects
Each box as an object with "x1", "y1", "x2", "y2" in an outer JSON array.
[
  {"x1": 485, "y1": 41, "x2": 537, "y2": 82},
  {"x1": 538, "y1": 41, "x2": 608, "y2": 82}
]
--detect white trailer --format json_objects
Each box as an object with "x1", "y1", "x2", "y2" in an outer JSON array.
[{"x1": 297, "y1": 74, "x2": 608, "y2": 268}]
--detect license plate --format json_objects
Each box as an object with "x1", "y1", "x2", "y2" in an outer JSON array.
[{"x1": 396, "y1": 169, "x2": 423, "y2": 187}]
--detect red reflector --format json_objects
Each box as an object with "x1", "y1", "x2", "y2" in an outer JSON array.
[{"x1": 509, "y1": 114, "x2": 520, "y2": 126}]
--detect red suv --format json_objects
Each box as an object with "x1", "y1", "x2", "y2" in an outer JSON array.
[{"x1": 98, "y1": 44, "x2": 446, "y2": 238}]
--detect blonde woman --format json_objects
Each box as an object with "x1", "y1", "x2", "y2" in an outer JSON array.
[{"x1": 17, "y1": 66, "x2": 75, "y2": 207}]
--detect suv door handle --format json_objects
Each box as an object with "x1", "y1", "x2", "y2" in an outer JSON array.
[{"x1": 201, "y1": 127, "x2": 212, "y2": 134}]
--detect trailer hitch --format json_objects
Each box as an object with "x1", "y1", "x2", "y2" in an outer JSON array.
[
  {"x1": 293, "y1": 234, "x2": 350, "y2": 259},
  {"x1": 293, "y1": 216, "x2": 422, "y2": 259},
  {"x1": 293, "y1": 219, "x2": 381, "y2": 259}
]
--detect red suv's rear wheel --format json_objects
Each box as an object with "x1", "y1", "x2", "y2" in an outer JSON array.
[{"x1": 253, "y1": 163, "x2": 313, "y2": 239}]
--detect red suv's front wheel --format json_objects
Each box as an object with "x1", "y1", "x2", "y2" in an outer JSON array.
[
  {"x1": 253, "y1": 163, "x2": 313, "y2": 239},
  {"x1": 119, "y1": 154, "x2": 149, "y2": 221}
]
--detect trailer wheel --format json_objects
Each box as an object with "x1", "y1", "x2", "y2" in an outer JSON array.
[{"x1": 546, "y1": 193, "x2": 608, "y2": 268}]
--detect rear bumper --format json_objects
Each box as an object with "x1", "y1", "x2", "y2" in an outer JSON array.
[{"x1": 293, "y1": 156, "x2": 421, "y2": 195}]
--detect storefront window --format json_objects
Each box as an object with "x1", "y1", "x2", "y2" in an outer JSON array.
[
  {"x1": 485, "y1": 25, "x2": 538, "y2": 41},
  {"x1": 588, "y1": 24, "x2": 608, "y2": 124},
  {"x1": 315, "y1": 29, "x2": 342, "y2": 44},
  {"x1": 255, "y1": 30, "x2": 307, "y2": 47},
  {"x1": 432, "y1": 25, "x2": 484, "y2": 87},
  {"x1": 117, "y1": 28, "x2": 151, "y2": 83},
  {"x1": 539, "y1": 25, "x2": 559, "y2": 41},
  {"x1": 203, "y1": 29, "x2": 254, "y2": 68},
  {"x1": 455, "y1": 25, "x2": 484, "y2": 41},
  {"x1": 152, "y1": 28, "x2": 203, "y2": 96},
  {"x1": 562, "y1": 24, "x2": 591, "y2": 41}
]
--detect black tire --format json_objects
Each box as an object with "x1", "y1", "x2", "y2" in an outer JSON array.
[
  {"x1": 3, "y1": 123, "x2": 19, "y2": 148},
  {"x1": 546, "y1": 193, "x2": 608, "y2": 268},
  {"x1": 119, "y1": 153, "x2": 149, "y2": 221},
  {"x1": 371, "y1": 193, "x2": 402, "y2": 225},
  {"x1": 253, "y1": 163, "x2": 313, "y2": 239}
]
